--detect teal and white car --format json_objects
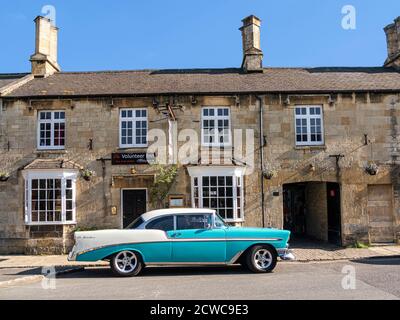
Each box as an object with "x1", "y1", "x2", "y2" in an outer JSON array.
[{"x1": 68, "y1": 208, "x2": 295, "y2": 276}]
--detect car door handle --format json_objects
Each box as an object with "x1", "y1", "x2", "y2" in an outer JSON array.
[{"x1": 171, "y1": 232, "x2": 182, "y2": 238}]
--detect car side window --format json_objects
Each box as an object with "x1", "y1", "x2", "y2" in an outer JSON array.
[
  {"x1": 176, "y1": 214, "x2": 211, "y2": 230},
  {"x1": 145, "y1": 216, "x2": 174, "y2": 231}
]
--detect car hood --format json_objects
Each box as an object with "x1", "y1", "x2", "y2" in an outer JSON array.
[{"x1": 225, "y1": 226, "x2": 290, "y2": 242}]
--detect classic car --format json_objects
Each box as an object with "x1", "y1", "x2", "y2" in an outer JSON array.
[{"x1": 68, "y1": 208, "x2": 295, "y2": 276}]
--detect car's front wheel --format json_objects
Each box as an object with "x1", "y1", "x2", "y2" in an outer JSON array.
[
  {"x1": 110, "y1": 250, "x2": 143, "y2": 277},
  {"x1": 246, "y1": 245, "x2": 277, "y2": 273}
]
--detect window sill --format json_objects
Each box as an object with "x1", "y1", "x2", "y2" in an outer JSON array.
[
  {"x1": 224, "y1": 219, "x2": 245, "y2": 223},
  {"x1": 36, "y1": 149, "x2": 67, "y2": 155},
  {"x1": 25, "y1": 222, "x2": 76, "y2": 226},
  {"x1": 117, "y1": 146, "x2": 148, "y2": 150},
  {"x1": 200, "y1": 145, "x2": 233, "y2": 149},
  {"x1": 294, "y1": 145, "x2": 326, "y2": 151}
]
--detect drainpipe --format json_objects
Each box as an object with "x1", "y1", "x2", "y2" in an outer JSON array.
[{"x1": 256, "y1": 95, "x2": 265, "y2": 227}]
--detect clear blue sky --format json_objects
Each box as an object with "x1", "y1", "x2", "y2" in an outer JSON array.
[{"x1": 1, "y1": 0, "x2": 399, "y2": 73}]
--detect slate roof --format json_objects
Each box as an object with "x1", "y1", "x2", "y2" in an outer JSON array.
[
  {"x1": 4, "y1": 67, "x2": 400, "y2": 98},
  {"x1": 0, "y1": 73, "x2": 29, "y2": 92}
]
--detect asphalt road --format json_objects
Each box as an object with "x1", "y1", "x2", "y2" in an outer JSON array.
[{"x1": 0, "y1": 258, "x2": 399, "y2": 300}]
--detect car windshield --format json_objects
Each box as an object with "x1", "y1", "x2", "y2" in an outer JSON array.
[
  {"x1": 125, "y1": 216, "x2": 144, "y2": 229},
  {"x1": 214, "y1": 213, "x2": 227, "y2": 228}
]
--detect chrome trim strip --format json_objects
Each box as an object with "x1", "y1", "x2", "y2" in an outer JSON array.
[
  {"x1": 168, "y1": 238, "x2": 282, "y2": 242},
  {"x1": 227, "y1": 250, "x2": 244, "y2": 264}
]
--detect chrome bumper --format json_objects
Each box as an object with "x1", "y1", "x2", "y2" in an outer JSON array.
[
  {"x1": 67, "y1": 247, "x2": 77, "y2": 261},
  {"x1": 277, "y1": 246, "x2": 295, "y2": 261}
]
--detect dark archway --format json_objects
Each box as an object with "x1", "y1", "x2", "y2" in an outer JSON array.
[{"x1": 283, "y1": 182, "x2": 342, "y2": 245}]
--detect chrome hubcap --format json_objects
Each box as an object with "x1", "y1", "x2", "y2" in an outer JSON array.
[
  {"x1": 254, "y1": 249, "x2": 272, "y2": 270},
  {"x1": 115, "y1": 251, "x2": 137, "y2": 273}
]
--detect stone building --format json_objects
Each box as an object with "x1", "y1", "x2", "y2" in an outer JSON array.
[{"x1": 0, "y1": 15, "x2": 400, "y2": 254}]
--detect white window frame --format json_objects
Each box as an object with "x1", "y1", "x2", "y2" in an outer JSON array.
[
  {"x1": 294, "y1": 105, "x2": 324, "y2": 146},
  {"x1": 187, "y1": 166, "x2": 245, "y2": 223},
  {"x1": 201, "y1": 107, "x2": 231, "y2": 147},
  {"x1": 22, "y1": 170, "x2": 78, "y2": 225},
  {"x1": 37, "y1": 110, "x2": 66, "y2": 150},
  {"x1": 119, "y1": 108, "x2": 148, "y2": 148}
]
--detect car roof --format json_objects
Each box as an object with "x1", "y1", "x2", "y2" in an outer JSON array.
[{"x1": 141, "y1": 208, "x2": 215, "y2": 221}]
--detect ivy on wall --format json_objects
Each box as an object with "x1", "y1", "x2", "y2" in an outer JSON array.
[{"x1": 149, "y1": 164, "x2": 178, "y2": 208}]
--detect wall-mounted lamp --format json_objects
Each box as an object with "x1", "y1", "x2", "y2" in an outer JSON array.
[
  {"x1": 283, "y1": 97, "x2": 290, "y2": 106},
  {"x1": 328, "y1": 95, "x2": 335, "y2": 106},
  {"x1": 191, "y1": 95, "x2": 197, "y2": 105},
  {"x1": 235, "y1": 95, "x2": 240, "y2": 106},
  {"x1": 111, "y1": 206, "x2": 117, "y2": 215},
  {"x1": 364, "y1": 134, "x2": 369, "y2": 145},
  {"x1": 130, "y1": 167, "x2": 136, "y2": 175},
  {"x1": 87, "y1": 139, "x2": 93, "y2": 150},
  {"x1": 152, "y1": 97, "x2": 159, "y2": 108}
]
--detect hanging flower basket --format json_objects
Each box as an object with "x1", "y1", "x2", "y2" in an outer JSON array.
[
  {"x1": 0, "y1": 172, "x2": 10, "y2": 182},
  {"x1": 263, "y1": 169, "x2": 277, "y2": 180},
  {"x1": 365, "y1": 162, "x2": 379, "y2": 176},
  {"x1": 81, "y1": 169, "x2": 95, "y2": 181}
]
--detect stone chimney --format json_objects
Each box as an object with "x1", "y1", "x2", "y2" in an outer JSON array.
[
  {"x1": 384, "y1": 17, "x2": 400, "y2": 68},
  {"x1": 30, "y1": 16, "x2": 61, "y2": 77},
  {"x1": 240, "y1": 15, "x2": 263, "y2": 72}
]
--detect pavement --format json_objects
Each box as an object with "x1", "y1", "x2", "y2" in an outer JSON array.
[
  {"x1": 0, "y1": 258, "x2": 399, "y2": 299},
  {"x1": 291, "y1": 241, "x2": 400, "y2": 261}
]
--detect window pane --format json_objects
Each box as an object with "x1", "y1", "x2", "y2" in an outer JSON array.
[
  {"x1": 176, "y1": 214, "x2": 211, "y2": 230},
  {"x1": 145, "y1": 216, "x2": 174, "y2": 231},
  {"x1": 66, "y1": 211, "x2": 73, "y2": 221}
]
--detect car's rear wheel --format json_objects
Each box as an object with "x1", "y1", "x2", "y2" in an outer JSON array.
[
  {"x1": 110, "y1": 250, "x2": 143, "y2": 277},
  {"x1": 246, "y1": 245, "x2": 277, "y2": 273}
]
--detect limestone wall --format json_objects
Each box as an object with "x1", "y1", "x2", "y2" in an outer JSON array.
[
  {"x1": 0, "y1": 92, "x2": 399, "y2": 253},
  {"x1": 262, "y1": 93, "x2": 400, "y2": 245}
]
